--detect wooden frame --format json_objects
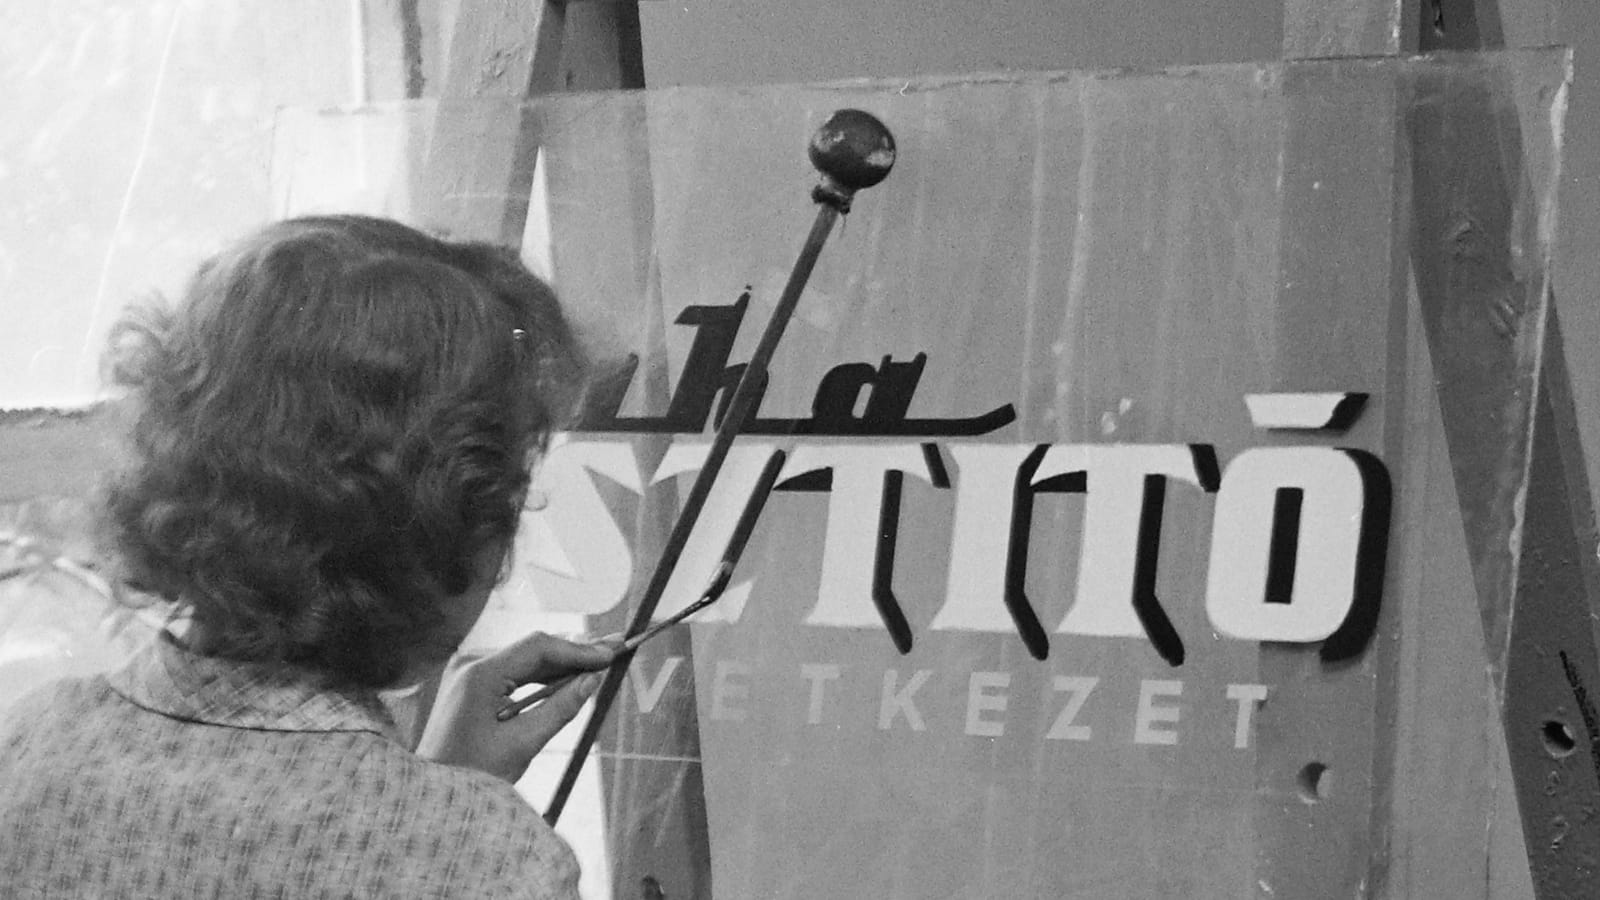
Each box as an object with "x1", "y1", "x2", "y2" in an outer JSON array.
[{"x1": 1285, "y1": 1, "x2": 1599, "y2": 896}]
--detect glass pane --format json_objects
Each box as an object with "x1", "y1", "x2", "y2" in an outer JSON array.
[
  {"x1": 260, "y1": 49, "x2": 1573, "y2": 897},
  {"x1": 0, "y1": 2, "x2": 360, "y2": 409}
]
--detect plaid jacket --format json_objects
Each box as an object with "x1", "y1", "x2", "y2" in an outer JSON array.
[{"x1": 0, "y1": 633, "x2": 580, "y2": 898}]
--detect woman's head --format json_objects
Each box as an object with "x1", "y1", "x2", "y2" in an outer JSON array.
[{"x1": 103, "y1": 215, "x2": 584, "y2": 688}]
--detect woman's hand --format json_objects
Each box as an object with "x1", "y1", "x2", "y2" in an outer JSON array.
[{"x1": 415, "y1": 632, "x2": 617, "y2": 783}]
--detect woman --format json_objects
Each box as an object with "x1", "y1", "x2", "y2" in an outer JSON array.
[{"x1": 0, "y1": 216, "x2": 614, "y2": 897}]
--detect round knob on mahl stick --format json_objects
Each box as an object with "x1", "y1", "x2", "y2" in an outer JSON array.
[{"x1": 809, "y1": 108, "x2": 896, "y2": 211}]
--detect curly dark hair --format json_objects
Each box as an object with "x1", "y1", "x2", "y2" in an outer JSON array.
[{"x1": 102, "y1": 215, "x2": 584, "y2": 689}]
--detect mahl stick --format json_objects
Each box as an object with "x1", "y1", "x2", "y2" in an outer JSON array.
[{"x1": 543, "y1": 109, "x2": 897, "y2": 825}]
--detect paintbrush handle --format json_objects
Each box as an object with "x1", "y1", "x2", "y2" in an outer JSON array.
[{"x1": 493, "y1": 563, "x2": 736, "y2": 722}]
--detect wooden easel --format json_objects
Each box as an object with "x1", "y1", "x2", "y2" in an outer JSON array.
[
  {"x1": 388, "y1": 4, "x2": 712, "y2": 897},
  {"x1": 1284, "y1": 2, "x2": 1600, "y2": 898},
  {"x1": 406, "y1": 1, "x2": 1600, "y2": 897}
]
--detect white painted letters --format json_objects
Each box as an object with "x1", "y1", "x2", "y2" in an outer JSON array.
[
  {"x1": 1226, "y1": 683, "x2": 1269, "y2": 749},
  {"x1": 965, "y1": 672, "x2": 1011, "y2": 737},
  {"x1": 710, "y1": 660, "x2": 751, "y2": 721},
  {"x1": 794, "y1": 443, "x2": 938, "y2": 629},
  {"x1": 527, "y1": 437, "x2": 1386, "y2": 652},
  {"x1": 627, "y1": 655, "x2": 684, "y2": 715},
  {"x1": 1134, "y1": 679, "x2": 1183, "y2": 745},
  {"x1": 801, "y1": 663, "x2": 842, "y2": 724},
  {"x1": 1205, "y1": 448, "x2": 1370, "y2": 642},
  {"x1": 511, "y1": 436, "x2": 641, "y2": 615},
  {"x1": 1056, "y1": 444, "x2": 1210, "y2": 637},
  {"x1": 1046, "y1": 675, "x2": 1098, "y2": 741},
  {"x1": 879, "y1": 668, "x2": 932, "y2": 731}
]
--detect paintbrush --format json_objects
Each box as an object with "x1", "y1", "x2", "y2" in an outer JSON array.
[
  {"x1": 495, "y1": 448, "x2": 787, "y2": 723},
  {"x1": 494, "y1": 563, "x2": 733, "y2": 722}
]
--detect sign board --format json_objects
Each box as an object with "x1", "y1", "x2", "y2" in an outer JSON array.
[{"x1": 274, "y1": 49, "x2": 1569, "y2": 898}]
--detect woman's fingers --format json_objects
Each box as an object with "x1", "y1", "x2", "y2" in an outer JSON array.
[
  {"x1": 501, "y1": 670, "x2": 605, "y2": 750},
  {"x1": 489, "y1": 631, "x2": 618, "y2": 689},
  {"x1": 417, "y1": 635, "x2": 615, "y2": 782}
]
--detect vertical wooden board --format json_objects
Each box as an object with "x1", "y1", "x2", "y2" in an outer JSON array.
[
  {"x1": 514, "y1": 7, "x2": 719, "y2": 896},
  {"x1": 358, "y1": 0, "x2": 426, "y2": 101},
  {"x1": 1407, "y1": 51, "x2": 1558, "y2": 692},
  {"x1": 1501, "y1": 307, "x2": 1600, "y2": 892},
  {"x1": 272, "y1": 6, "x2": 675, "y2": 889},
  {"x1": 1402, "y1": 43, "x2": 1592, "y2": 897},
  {"x1": 1379, "y1": 285, "x2": 1532, "y2": 899},
  {"x1": 411, "y1": 0, "x2": 565, "y2": 244},
  {"x1": 349, "y1": 0, "x2": 567, "y2": 749},
  {"x1": 560, "y1": 1, "x2": 646, "y2": 92},
  {"x1": 1491, "y1": 713, "x2": 1540, "y2": 899},
  {"x1": 531, "y1": 85, "x2": 718, "y2": 900},
  {"x1": 1281, "y1": 0, "x2": 1404, "y2": 58}
]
